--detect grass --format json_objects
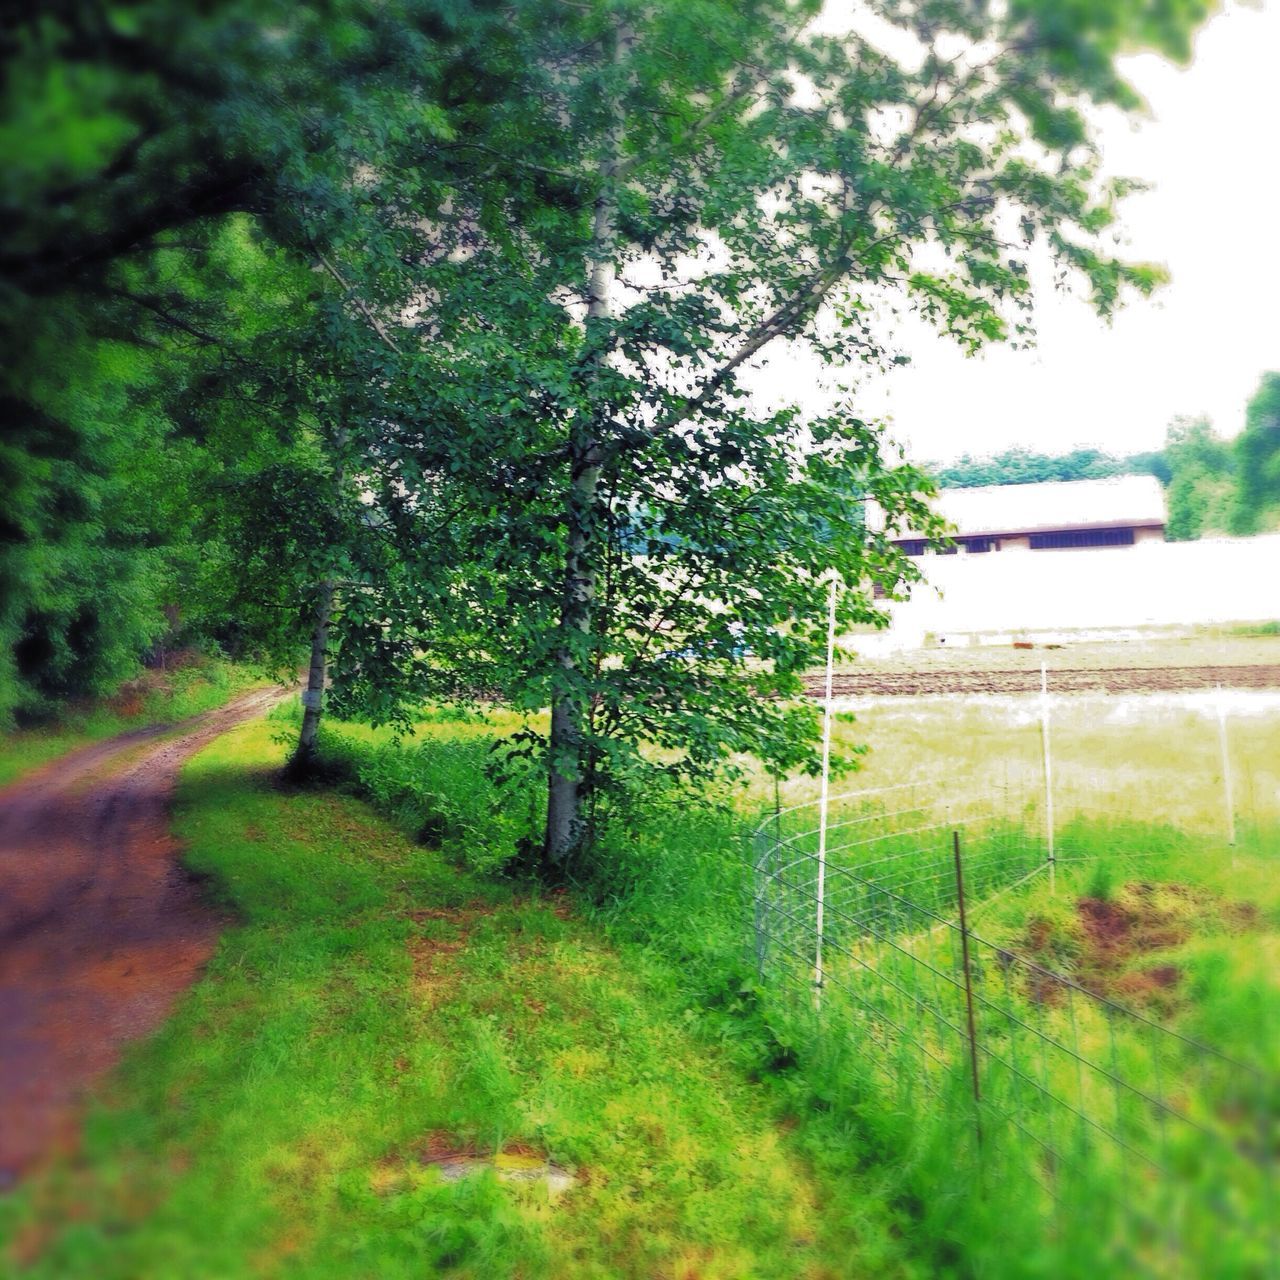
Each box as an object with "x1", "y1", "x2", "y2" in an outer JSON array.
[
  {"x1": 0, "y1": 717, "x2": 904, "y2": 1279},
  {"x1": 4, "y1": 690, "x2": 1276, "y2": 1277},
  {"x1": 749, "y1": 787, "x2": 1278, "y2": 1277},
  {"x1": 829, "y1": 629, "x2": 1280, "y2": 673},
  {"x1": 0, "y1": 655, "x2": 265, "y2": 788},
  {"x1": 756, "y1": 690, "x2": 1280, "y2": 838}
]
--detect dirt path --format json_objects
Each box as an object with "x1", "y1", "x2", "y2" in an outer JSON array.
[
  {"x1": 0, "y1": 687, "x2": 286, "y2": 1186},
  {"x1": 804, "y1": 663, "x2": 1280, "y2": 697}
]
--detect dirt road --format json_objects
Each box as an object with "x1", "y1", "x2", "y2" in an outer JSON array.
[
  {"x1": 0, "y1": 687, "x2": 285, "y2": 1185},
  {"x1": 804, "y1": 664, "x2": 1280, "y2": 698}
]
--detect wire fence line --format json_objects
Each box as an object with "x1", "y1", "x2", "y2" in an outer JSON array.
[{"x1": 750, "y1": 775, "x2": 1276, "y2": 1267}]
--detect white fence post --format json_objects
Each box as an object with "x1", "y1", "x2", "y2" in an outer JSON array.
[
  {"x1": 814, "y1": 575, "x2": 838, "y2": 1008},
  {"x1": 1040, "y1": 661, "x2": 1056, "y2": 893},
  {"x1": 1216, "y1": 685, "x2": 1237, "y2": 850}
]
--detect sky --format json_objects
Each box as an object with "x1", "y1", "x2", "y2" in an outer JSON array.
[{"x1": 749, "y1": 1, "x2": 1280, "y2": 465}]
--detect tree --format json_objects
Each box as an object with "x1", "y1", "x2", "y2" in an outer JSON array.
[
  {"x1": 1162, "y1": 416, "x2": 1233, "y2": 541},
  {"x1": 330, "y1": 0, "x2": 1210, "y2": 863},
  {"x1": 933, "y1": 447, "x2": 1130, "y2": 488},
  {"x1": 0, "y1": 0, "x2": 498, "y2": 725},
  {"x1": 1230, "y1": 372, "x2": 1280, "y2": 535}
]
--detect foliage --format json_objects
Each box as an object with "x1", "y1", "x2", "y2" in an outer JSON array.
[
  {"x1": 300, "y1": 711, "x2": 543, "y2": 875},
  {"x1": 1229, "y1": 371, "x2": 1280, "y2": 534},
  {"x1": 0, "y1": 0, "x2": 505, "y2": 726},
  {"x1": 301, "y1": 0, "x2": 1208, "y2": 858},
  {"x1": 0, "y1": 653, "x2": 259, "y2": 788},
  {"x1": 1, "y1": 0, "x2": 1223, "y2": 849},
  {"x1": 932, "y1": 446, "x2": 1138, "y2": 489}
]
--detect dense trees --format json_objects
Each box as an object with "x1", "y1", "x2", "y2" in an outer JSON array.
[
  {"x1": 2, "y1": 0, "x2": 1222, "y2": 860},
  {"x1": 933, "y1": 447, "x2": 1134, "y2": 489}
]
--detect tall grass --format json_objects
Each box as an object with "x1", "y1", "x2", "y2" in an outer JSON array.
[{"x1": 276, "y1": 702, "x2": 1278, "y2": 1277}]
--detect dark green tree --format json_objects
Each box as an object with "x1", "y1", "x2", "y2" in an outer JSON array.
[
  {"x1": 1229, "y1": 372, "x2": 1280, "y2": 535},
  {"x1": 1162, "y1": 416, "x2": 1233, "y2": 541}
]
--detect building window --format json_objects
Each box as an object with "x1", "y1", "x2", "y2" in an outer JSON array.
[
  {"x1": 1029, "y1": 527, "x2": 1135, "y2": 550},
  {"x1": 897, "y1": 539, "x2": 926, "y2": 556},
  {"x1": 964, "y1": 537, "x2": 994, "y2": 553}
]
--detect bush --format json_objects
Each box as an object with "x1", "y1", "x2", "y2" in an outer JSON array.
[{"x1": 314, "y1": 724, "x2": 540, "y2": 875}]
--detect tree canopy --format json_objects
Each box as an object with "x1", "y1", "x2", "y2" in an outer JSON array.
[{"x1": 1, "y1": 0, "x2": 1221, "y2": 861}]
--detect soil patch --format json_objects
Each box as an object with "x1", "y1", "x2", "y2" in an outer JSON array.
[
  {"x1": 413, "y1": 1132, "x2": 576, "y2": 1198},
  {"x1": 804, "y1": 663, "x2": 1280, "y2": 697}
]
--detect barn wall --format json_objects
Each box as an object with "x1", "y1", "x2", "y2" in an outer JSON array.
[{"x1": 873, "y1": 534, "x2": 1280, "y2": 643}]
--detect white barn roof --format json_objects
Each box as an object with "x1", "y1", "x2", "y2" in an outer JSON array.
[{"x1": 889, "y1": 475, "x2": 1167, "y2": 539}]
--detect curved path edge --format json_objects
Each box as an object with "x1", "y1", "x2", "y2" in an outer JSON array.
[{"x1": 0, "y1": 685, "x2": 290, "y2": 1185}]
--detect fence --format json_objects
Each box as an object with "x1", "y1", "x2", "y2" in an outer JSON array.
[{"x1": 751, "y1": 732, "x2": 1277, "y2": 1269}]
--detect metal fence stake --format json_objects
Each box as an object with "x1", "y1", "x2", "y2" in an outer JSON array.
[
  {"x1": 953, "y1": 830, "x2": 983, "y2": 1147},
  {"x1": 813, "y1": 575, "x2": 838, "y2": 1009},
  {"x1": 1216, "y1": 685, "x2": 1237, "y2": 852},
  {"x1": 1040, "y1": 661, "x2": 1056, "y2": 893}
]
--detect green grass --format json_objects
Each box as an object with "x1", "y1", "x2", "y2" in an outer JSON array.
[
  {"x1": 5, "y1": 692, "x2": 1276, "y2": 1278},
  {"x1": 754, "y1": 692, "x2": 1280, "y2": 838},
  {"x1": 0, "y1": 656, "x2": 265, "y2": 788},
  {"x1": 0, "y1": 717, "x2": 904, "y2": 1280}
]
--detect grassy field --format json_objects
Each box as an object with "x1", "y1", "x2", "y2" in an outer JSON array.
[
  {"x1": 759, "y1": 688, "x2": 1280, "y2": 840},
  {"x1": 747, "y1": 690, "x2": 1279, "y2": 1278},
  {"x1": 0, "y1": 656, "x2": 267, "y2": 789},
  {"x1": 830, "y1": 627, "x2": 1280, "y2": 674},
  {"x1": 3, "y1": 689, "x2": 1276, "y2": 1277},
  {"x1": 0, "y1": 717, "x2": 911, "y2": 1280}
]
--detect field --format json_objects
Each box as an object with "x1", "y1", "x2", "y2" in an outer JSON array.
[
  {"x1": 752, "y1": 681, "x2": 1279, "y2": 1276},
  {"x1": 2, "y1": 674, "x2": 1276, "y2": 1277}
]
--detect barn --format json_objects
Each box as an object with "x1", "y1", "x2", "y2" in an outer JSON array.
[{"x1": 892, "y1": 474, "x2": 1168, "y2": 555}]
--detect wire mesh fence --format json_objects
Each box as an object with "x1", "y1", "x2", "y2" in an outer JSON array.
[{"x1": 751, "y1": 777, "x2": 1277, "y2": 1271}]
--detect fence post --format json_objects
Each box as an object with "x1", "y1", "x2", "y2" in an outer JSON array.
[
  {"x1": 813, "y1": 575, "x2": 838, "y2": 1009},
  {"x1": 1040, "y1": 661, "x2": 1056, "y2": 893},
  {"x1": 752, "y1": 826, "x2": 769, "y2": 981},
  {"x1": 1216, "y1": 685, "x2": 1237, "y2": 850},
  {"x1": 953, "y1": 830, "x2": 983, "y2": 1146}
]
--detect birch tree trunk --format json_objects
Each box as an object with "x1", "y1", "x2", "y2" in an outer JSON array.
[
  {"x1": 544, "y1": 30, "x2": 627, "y2": 864},
  {"x1": 287, "y1": 428, "x2": 347, "y2": 779},
  {"x1": 288, "y1": 577, "x2": 336, "y2": 777}
]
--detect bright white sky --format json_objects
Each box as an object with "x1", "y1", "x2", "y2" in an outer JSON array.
[{"x1": 748, "y1": 1, "x2": 1280, "y2": 464}]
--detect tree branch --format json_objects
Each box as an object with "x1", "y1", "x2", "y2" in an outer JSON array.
[{"x1": 315, "y1": 253, "x2": 404, "y2": 354}]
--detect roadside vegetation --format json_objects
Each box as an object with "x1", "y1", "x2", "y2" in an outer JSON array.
[
  {"x1": 4, "y1": 2, "x2": 1275, "y2": 1275},
  {"x1": 0, "y1": 715, "x2": 905, "y2": 1280},
  {"x1": 4, "y1": 695, "x2": 1274, "y2": 1277},
  {"x1": 0, "y1": 655, "x2": 263, "y2": 788}
]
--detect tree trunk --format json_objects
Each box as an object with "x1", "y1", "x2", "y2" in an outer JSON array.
[
  {"x1": 287, "y1": 426, "x2": 347, "y2": 780},
  {"x1": 544, "y1": 444, "x2": 605, "y2": 860},
  {"x1": 544, "y1": 28, "x2": 628, "y2": 864},
  {"x1": 287, "y1": 577, "x2": 336, "y2": 779}
]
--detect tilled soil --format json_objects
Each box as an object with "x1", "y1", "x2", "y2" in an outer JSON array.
[
  {"x1": 804, "y1": 663, "x2": 1280, "y2": 697},
  {"x1": 0, "y1": 687, "x2": 285, "y2": 1185}
]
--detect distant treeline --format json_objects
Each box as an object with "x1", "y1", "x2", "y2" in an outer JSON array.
[{"x1": 930, "y1": 372, "x2": 1280, "y2": 542}]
